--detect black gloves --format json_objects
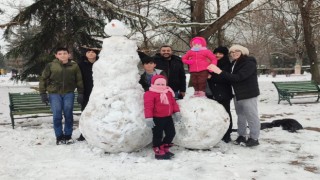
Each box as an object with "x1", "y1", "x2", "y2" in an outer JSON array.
[
  {"x1": 77, "y1": 94, "x2": 84, "y2": 105},
  {"x1": 40, "y1": 93, "x2": 49, "y2": 105}
]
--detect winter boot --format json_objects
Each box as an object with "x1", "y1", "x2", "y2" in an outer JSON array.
[
  {"x1": 222, "y1": 134, "x2": 232, "y2": 143},
  {"x1": 56, "y1": 135, "x2": 66, "y2": 145},
  {"x1": 153, "y1": 145, "x2": 170, "y2": 160},
  {"x1": 191, "y1": 91, "x2": 199, "y2": 98},
  {"x1": 197, "y1": 91, "x2": 206, "y2": 97},
  {"x1": 77, "y1": 134, "x2": 86, "y2": 141},
  {"x1": 64, "y1": 135, "x2": 74, "y2": 145},
  {"x1": 163, "y1": 143, "x2": 175, "y2": 158}
]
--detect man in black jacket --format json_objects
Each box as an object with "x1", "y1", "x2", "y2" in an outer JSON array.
[{"x1": 153, "y1": 45, "x2": 186, "y2": 99}]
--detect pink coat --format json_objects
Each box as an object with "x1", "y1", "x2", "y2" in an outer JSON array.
[
  {"x1": 182, "y1": 37, "x2": 218, "y2": 72},
  {"x1": 144, "y1": 91, "x2": 180, "y2": 118}
]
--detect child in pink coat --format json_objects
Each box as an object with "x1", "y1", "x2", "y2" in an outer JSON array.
[
  {"x1": 182, "y1": 37, "x2": 218, "y2": 97},
  {"x1": 144, "y1": 75, "x2": 181, "y2": 160}
]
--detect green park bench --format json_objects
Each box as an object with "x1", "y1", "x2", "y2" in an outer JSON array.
[
  {"x1": 9, "y1": 92, "x2": 81, "y2": 129},
  {"x1": 272, "y1": 81, "x2": 320, "y2": 106}
]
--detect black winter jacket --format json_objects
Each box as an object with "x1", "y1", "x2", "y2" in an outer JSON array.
[
  {"x1": 153, "y1": 53, "x2": 186, "y2": 93},
  {"x1": 220, "y1": 56, "x2": 260, "y2": 101},
  {"x1": 208, "y1": 56, "x2": 233, "y2": 101},
  {"x1": 78, "y1": 58, "x2": 96, "y2": 109}
]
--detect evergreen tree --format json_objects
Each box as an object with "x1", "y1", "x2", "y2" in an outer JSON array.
[
  {"x1": 0, "y1": 51, "x2": 5, "y2": 69},
  {"x1": 3, "y1": 0, "x2": 115, "y2": 79}
]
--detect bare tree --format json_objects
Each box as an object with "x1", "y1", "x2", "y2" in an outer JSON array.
[{"x1": 297, "y1": 0, "x2": 320, "y2": 83}]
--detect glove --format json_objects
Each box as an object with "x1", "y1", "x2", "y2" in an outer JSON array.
[
  {"x1": 40, "y1": 93, "x2": 49, "y2": 105},
  {"x1": 77, "y1": 94, "x2": 84, "y2": 105},
  {"x1": 145, "y1": 118, "x2": 155, "y2": 128},
  {"x1": 173, "y1": 112, "x2": 182, "y2": 122}
]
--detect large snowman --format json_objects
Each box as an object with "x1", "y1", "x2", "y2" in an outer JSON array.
[{"x1": 79, "y1": 20, "x2": 151, "y2": 153}]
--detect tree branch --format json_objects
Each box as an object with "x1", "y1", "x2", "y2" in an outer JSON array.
[{"x1": 199, "y1": 0, "x2": 255, "y2": 38}]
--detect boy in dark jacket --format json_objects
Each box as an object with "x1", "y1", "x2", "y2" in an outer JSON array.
[
  {"x1": 39, "y1": 47, "x2": 84, "y2": 145},
  {"x1": 77, "y1": 47, "x2": 100, "y2": 141},
  {"x1": 144, "y1": 75, "x2": 181, "y2": 160},
  {"x1": 139, "y1": 56, "x2": 166, "y2": 92}
]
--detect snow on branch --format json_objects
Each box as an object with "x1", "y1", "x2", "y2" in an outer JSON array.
[{"x1": 0, "y1": 22, "x2": 19, "y2": 29}]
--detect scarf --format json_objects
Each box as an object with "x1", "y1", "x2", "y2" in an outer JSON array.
[{"x1": 149, "y1": 85, "x2": 175, "y2": 104}]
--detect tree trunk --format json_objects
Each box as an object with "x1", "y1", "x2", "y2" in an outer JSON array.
[
  {"x1": 297, "y1": 0, "x2": 320, "y2": 83},
  {"x1": 191, "y1": 0, "x2": 206, "y2": 37},
  {"x1": 216, "y1": 0, "x2": 223, "y2": 45}
]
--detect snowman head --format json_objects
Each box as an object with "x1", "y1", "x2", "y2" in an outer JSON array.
[{"x1": 104, "y1": 19, "x2": 130, "y2": 36}]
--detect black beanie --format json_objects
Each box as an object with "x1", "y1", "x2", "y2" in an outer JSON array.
[{"x1": 213, "y1": 46, "x2": 229, "y2": 56}]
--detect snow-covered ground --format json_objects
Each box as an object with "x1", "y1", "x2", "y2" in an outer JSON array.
[{"x1": 0, "y1": 73, "x2": 319, "y2": 180}]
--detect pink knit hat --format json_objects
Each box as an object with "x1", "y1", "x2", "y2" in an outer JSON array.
[
  {"x1": 149, "y1": 75, "x2": 175, "y2": 104},
  {"x1": 190, "y1": 37, "x2": 207, "y2": 47},
  {"x1": 154, "y1": 78, "x2": 166, "y2": 86},
  {"x1": 151, "y1": 75, "x2": 167, "y2": 85}
]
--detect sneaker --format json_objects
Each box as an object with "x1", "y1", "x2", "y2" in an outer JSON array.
[
  {"x1": 245, "y1": 138, "x2": 259, "y2": 147},
  {"x1": 234, "y1": 136, "x2": 246, "y2": 146},
  {"x1": 77, "y1": 134, "x2": 86, "y2": 141},
  {"x1": 64, "y1": 135, "x2": 74, "y2": 145},
  {"x1": 56, "y1": 136, "x2": 66, "y2": 145}
]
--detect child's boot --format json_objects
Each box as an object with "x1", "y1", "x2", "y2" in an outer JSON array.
[
  {"x1": 153, "y1": 146, "x2": 170, "y2": 160},
  {"x1": 191, "y1": 91, "x2": 199, "y2": 98},
  {"x1": 163, "y1": 143, "x2": 175, "y2": 158},
  {"x1": 198, "y1": 91, "x2": 206, "y2": 97}
]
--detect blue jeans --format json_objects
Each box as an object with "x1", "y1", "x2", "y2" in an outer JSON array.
[{"x1": 49, "y1": 92, "x2": 75, "y2": 138}]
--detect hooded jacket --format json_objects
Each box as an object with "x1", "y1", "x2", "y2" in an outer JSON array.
[
  {"x1": 182, "y1": 37, "x2": 218, "y2": 72},
  {"x1": 39, "y1": 59, "x2": 84, "y2": 95},
  {"x1": 144, "y1": 75, "x2": 180, "y2": 118}
]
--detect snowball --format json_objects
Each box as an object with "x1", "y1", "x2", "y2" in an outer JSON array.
[{"x1": 173, "y1": 98, "x2": 230, "y2": 149}]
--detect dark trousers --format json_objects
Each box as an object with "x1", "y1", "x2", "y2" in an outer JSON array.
[
  {"x1": 152, "y1": 116, "x2": 176, "y2": 147},
  {"x1": 217, "y1": 99, "x2": 233, "y2": 138},
  {"x1": 191, "y1": 70, "x2": 209, "y2": 91}
]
